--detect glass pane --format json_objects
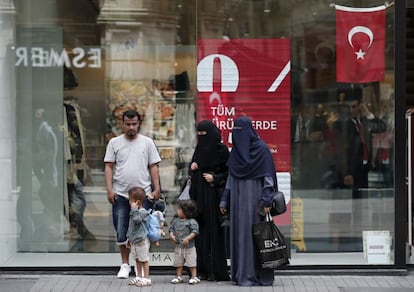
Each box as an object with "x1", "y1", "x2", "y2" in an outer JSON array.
[
  {"x1": 15, "y1": 27, "x2": 66, "y2": 252},
  {"x1": 2, "y1": 0, "x2": 395, "y2": 267},
  {"x1": 289, "y1": 1, "x2": 395, "y2": 264},
  {"x1": 13, "y1": 0, "x2": 196, "y2": 257},
  {"x1": 196, "y1": 0, "x2": 395, "y2": 265}
]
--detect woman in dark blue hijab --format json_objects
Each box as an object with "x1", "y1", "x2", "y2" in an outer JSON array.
[
  {"x1": 228, "y1": 116, "x2": 278, "y2": 183},
  {"x1": 220, "y1": 116, "x2": 275, "y2": 286}
]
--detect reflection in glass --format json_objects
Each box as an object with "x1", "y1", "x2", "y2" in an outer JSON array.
[{"x1": 8, "y1": 0, "x2": 395, "y2": 266}]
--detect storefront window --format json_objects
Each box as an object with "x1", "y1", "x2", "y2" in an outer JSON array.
[
  {"x1": 12, "y1": 0, "x2": 197, "y2": 263},
  {"x1": 288, "y1": 2, "x2": 395, "y2": 264},
  {"x1": 1, "y1": 0, "x2": 396, "y2": 267},
  {"x1": 195, "y1": 0, "x2": 395, "y2": 265}
]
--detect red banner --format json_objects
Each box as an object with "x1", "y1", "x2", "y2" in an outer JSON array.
[
  {"x1": 336, "y1": 5, "x2": 386, "y2": 83},
  {"x1": 197, "y1": 39, "x2": 291, "y2": 172}
]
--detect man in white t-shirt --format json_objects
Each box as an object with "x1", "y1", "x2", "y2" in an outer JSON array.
[{"x1": 104, "y1": 109, "x2": 161, "y2": 278}]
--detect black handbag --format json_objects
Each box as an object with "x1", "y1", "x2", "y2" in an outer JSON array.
[
  {"x1": 270, "y1": 191, "x2": 287, "y2": 216},
  {"x1": 257, "y1": 191, "x2": 286, "y2": 217},
  {"x1": 252, "y1": 214, "x2": 289, "y2": 269}
]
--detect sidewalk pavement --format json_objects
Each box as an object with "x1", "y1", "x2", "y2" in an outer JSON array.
[{"x1": 2, "y1": 270, "x2": 414, "y2": 292}]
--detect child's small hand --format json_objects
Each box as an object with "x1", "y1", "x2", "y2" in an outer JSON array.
[
  {"x1": 181, "y1": 238, "x2": 189, "y2": 247},
  {"x1": 170, "y1": 233, "x2": 177, "y2": 243},
  {"x1": 126, "y1": 239, "x2": 131, "y2": 248}
]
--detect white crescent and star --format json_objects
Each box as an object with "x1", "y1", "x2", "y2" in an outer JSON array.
[{"x1": 347, "y1": 25, "x2": 374, "y2": 60}]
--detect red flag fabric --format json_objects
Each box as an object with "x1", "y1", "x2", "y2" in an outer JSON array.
[{"x1": 336, "y1": 5, "x2": 386, "y2": 83}]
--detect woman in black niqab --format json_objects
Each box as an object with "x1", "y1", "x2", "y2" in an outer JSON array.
[{"x1": 189, "y1": 120, "x2": 230, "y2": 281}]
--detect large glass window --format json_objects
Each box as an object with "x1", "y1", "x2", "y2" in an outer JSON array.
[
  {"x1": 11, "y1": 0, "x2": 197, "y2": 264},
  {"x1": 288, "y1": 2, "x2": 395, "y2": 264},
  {"x1": 1, "y1": 0, "x2": 396, "y2": 267},
  {"x1": 195, "y1": 1, "x2": 395, "y2": 265}
]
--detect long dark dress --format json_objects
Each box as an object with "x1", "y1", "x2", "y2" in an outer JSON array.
[
  {"x1": 223, "y1": 175, "x2": 274, "y2": 286},
  {"x1": 189, "y1": 120, "x2": 230, "y2": 281},
  {"x1": 220, "y1": 116, "x2": 276, "y2": 286},
  {"x1": 190, "y1": 164, "x2": 229, "y2": 281}
]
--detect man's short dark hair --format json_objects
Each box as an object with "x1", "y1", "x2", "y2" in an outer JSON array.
[{"x1": 122, "y1": 109, "x2": 141, "y2": 122}]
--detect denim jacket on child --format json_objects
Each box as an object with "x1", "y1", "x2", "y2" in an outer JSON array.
[
  {"x1": 127, "y1": 207, "x2": 149, "y2": 244},
  {"x1": 168, "y1": 218, "x2": 199, "y2": 248}
]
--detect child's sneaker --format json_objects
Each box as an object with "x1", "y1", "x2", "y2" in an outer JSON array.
[{"x1": 189, "y1": 277, "x2": 200, "y2": 284}]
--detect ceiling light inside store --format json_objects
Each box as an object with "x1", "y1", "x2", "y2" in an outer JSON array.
[
  {"x1": 108, "y1": 29, "x2": 131, "y2": 33},
  {"x1": 115, "y1": 21, "x2": 142, "y2": 26}
]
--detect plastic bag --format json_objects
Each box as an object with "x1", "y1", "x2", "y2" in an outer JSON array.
[
  {"x1": 252, "y1": 214, "x2": 289, "y2": 269},
  {"x1": 178, "y1": 178, "x2": 191, "y2": 201}
]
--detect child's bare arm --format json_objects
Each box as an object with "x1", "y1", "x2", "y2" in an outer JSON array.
[{"x1": 181, "y1": 232, "x2": 196, "y2": 246}]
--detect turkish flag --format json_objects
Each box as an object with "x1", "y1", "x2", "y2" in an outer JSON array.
[{"x1": 336, "y1": 5, "x2": 386, "y2": 83}]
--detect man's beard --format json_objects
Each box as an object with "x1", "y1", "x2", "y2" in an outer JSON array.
[{"x1": 126, "y1": 130, "x2": 137, "y2": 138}]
